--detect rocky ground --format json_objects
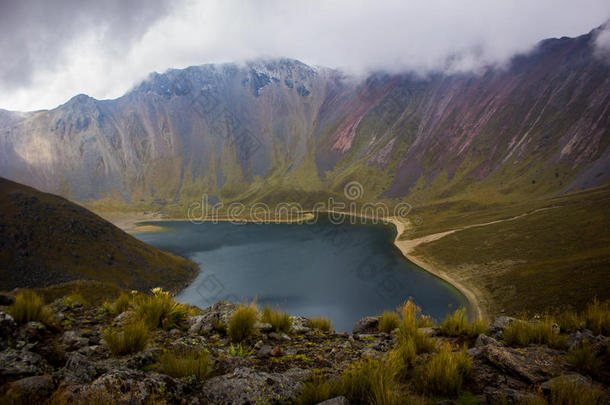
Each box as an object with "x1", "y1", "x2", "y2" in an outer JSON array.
[{"x1": 0, "y1": 294, "x2": 608, "y2": 404}]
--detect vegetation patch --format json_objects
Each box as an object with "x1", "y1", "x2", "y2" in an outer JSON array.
[
  {"x1": 103, "y1": 320, "x2": 150, "y2": 355},
  {"x1": 160, "y1": 347, "x2": 211, "y2": 380},
  {"x1": 502, "y1": 317, "x2": 567, "y2": 349},
  {"x1": 133, "y1": 288, "x2": 189, "y2": 330},
  {"x1": 8, "y1": 290, "x2": 53, "y2": 325},
  {"x1": 414, "y1": 343, "x2": 472, "y2": 397},
  {"x1": 307, "y1": 317, "x2": 333, "y2": 332},
  {"x1": 227, "y1": 302, "x2": 259, "y2": 342},
  {"x1": 261, "y1": 305, "x2": 292, "y2": 333}
]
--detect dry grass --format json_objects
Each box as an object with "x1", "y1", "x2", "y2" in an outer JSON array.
[
  {"x1": 227, "y1": 302, "x2": 259, "y2": 342},
  {"x1": 502, "y1": 317, "x2": 567, "y2": 349},
  {"x1": 295, "y1": 372, "x2": 334, "y2": 405},
  {"x1": 102, "y1": 293, "x2": 131, "y2": 315},
  {"x1": 440, "y1": 308, "x2": 488, "y2": 337},
  {"x1": 102, "y1": 320, "x2": 150, "y2": 355},
  {"x1": 584, "y1": 299, "x2": 610, "y2": 336},
  {"x1": 133, "y1": 288, "x2": 189, "y2": 330},
  {"x1": 8, "y1": 290, "x2": 53, "y2": 325},
  {"x1": 336, "y1": 358, "x2": 401, "y2": 405},
  {"x1": 567, "y1": 340, "x2": 602, "y2": 376},
  {"x1": 159, "y1": 348, "x2": 210, "y2": 380},
  {"x1": 414, "y1": 343, "x2": 472, "y2": 397},
  {"x1": 549, "y1": 375, "x2": 603, "y2": 405},
  {"x1": 307, "y1": 317, "x2": 333, "y2": 332},
  {"x1": 378, "y1": 311, "x2": 400, "y2": 333},
  {"x1": 261, "y1": 305, "x2": 292, "y2": 333}
]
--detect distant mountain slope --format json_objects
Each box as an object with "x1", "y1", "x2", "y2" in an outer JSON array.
[
  {"x1": 0, "y1": 29, "x2": 608, "y2": 211},
  {"x1": 0, "y1": 177, "x2": 197, "y2": 291}
]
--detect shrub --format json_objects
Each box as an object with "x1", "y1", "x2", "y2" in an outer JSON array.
[
  {"x1": 414, "y1": 343, "x2": 472, "y2": 397},
  {"x1": 502, "y1": 318, "x2": 567, "y2": 349},
  {"x1": 307, "y1": 317, "x2": 333, "y2": 332},
  {"x1": 160, "y1": 348, "x2": 210, "y2": 380},
  {"x1": 133, "y1": 288, "x2": 189, "y2": 330},
  {"x1": 261, "y1": 305, "x2": 292, "y2": 333},
  {"x1": 440, "y1": 308, "x2": 488, "y2": 337},
  {"x1": 227, "y1": 303, "x2": 259, "y2": 342},
  {"x1": 8, "y1": 290, "x2": 53, "y2": 325},
  {"x1": 103, "y1": 293, "x2": 131, "y2": 315},
  {"x1": 295, "y1": 372, "x2": 334, "y2": 405},
  {"x1": 549, "y1": 375, "x2": 603, "y2": 405},
  {"x1": 567, "y1": 340, "x2": 602, "y2": 375},
  {"x1": 64, "y1": 292, "x2": 87, "y2": 307},
  {"x1": 394, "y1": 300, "x2": 435, "y2": 355},
  {"x1": 378, "y1": 311, "x2": 400, "y2": 333},
  {"x1": 228, "y1": 343, "x2": 254, "y2": 358},
  {"x1": 336, "y1": 358, "x2": 400, "y2": 405},
  {"x1": 584, "y1": 299, "x2": 610, "y2": 335},
  {"x1": 103, "y1": 320, "x2": 150, "y2": 355}
]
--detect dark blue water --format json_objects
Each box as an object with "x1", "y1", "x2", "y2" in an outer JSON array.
[{"x1": 134, "y1": 215, "x2": 466, "y2": 332}]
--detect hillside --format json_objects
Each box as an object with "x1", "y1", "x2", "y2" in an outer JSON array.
[
  {"x1": 0, "y1": 28, "x2": 608, "y2": 211},
  {"x1": 0, "y1": 178, "x2": 197, "y2": 291}
]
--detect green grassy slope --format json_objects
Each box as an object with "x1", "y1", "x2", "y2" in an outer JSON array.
[
  {"x1": 0, "y1": 178, "x2": 198, "y2": 292},
  {"x1": 407, "y1": 186, "x2": 610, "y2": 316}
]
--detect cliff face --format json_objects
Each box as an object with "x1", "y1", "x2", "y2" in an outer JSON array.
[{"x1": 0, "y1": 30, "x2": 608, "y2": 209}]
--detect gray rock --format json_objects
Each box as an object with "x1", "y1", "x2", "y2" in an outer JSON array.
[
  {"x1": 0, "y1": 348, "x2": 50, "y2": 377},
  {"x1": 64, "y1": 353, "x2": 99, "y2": 384},
  {"x1": 269, "y1": 332, "x2": 291, "y2": 341},
  {"x1": 0, "y1": 311, "x2": 16, "y2": 340},
  {"x1": 9, "y1": 375, "x2": 54, "y2": 397},
  {"x1": 475, "y1": 333, "x2": 501, "y2": 348},
  {"x1": 541, "y1": 373, "x2": 592, "y2": 393},
  {"x1": 291, "y1": 316, "x2": 312, "y2": 334},
  {"x1": 255, "y1": 321, "x2": 274, "y2": 333},
  {"x1": 78, "y1": 369, "x2": 173, "y2": 404},
  {"x1": 352, "y1": 316, "x2": 378, "y2": 334},
  {"x1": 490, "y1": 316, "x2": 518, "y2": 337},
  {"x1": 256, "y1": 345, "x2": 273, "y2": 358},
  {"x1": 203, "y1": 367, "x2": 311, "y2": 405},
  {"x1": 113, "y1": 311, "x2": 135, "y2": 326},
  {"x1": 476, "y1": 344, "x2": 565, "y2": 383},
  {"x1": 187, "y1": 301, "x2": 240, "y2": 335},
  {"x1": 316, "y1": 396, "x2": 350, "y2": 405},
  {"x1": 62, "y1": 330, "x2": 89, "y2": 351},
  {"x1": 22, "y1": 321, "x2": 47, "y2": 342}
]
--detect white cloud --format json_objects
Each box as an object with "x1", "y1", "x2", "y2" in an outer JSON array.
[{"x1": 1, "y1": 0, "x2": 609, "y2": 111}]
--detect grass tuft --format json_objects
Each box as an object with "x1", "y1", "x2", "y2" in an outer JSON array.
[
  {"x1": 295, "y1": 372, "x2": 334, "y2": 405},
  {"x1": 584, "y1": 299, "x2": 610, "y2": 336},
  {"x1": 103, "y1": 320, "x2": 150, "y2": 355},
  {"x1": 307, "y1": 317, "x2": 333, "y2": 332},
  {"x1": 567, "y1": 340, "x2": 602, "y2": 376},
  {"x1": 261, "y1": 305, "x2": 292, "y2": 333},
  {"x1": 227, "y1": 343, "x2": 254, "y2": 358},
  {"x1": 227, "y1": 302, "x2": 259, "y2": 342},
  {"x1": 159, "y1": 347, "x2": 210, "y2": 380},
  {"x1": 502, "y1": 317, "x2": 567, "y2": 349},
  {"x1": 102, "y1": 293, "x2": 131, "y2": 315},
  {"x1": 440, "y1": 308, "x2": 488, "y2": 337},
  {"x1": 414, "y1": 343, "x2": 472, "y2": 397},
  {"x1": 336, "y1": 358, "x2": 400, "y2": 405},
  {"x1": 549, "y1": 375, "x2": 603, "y2": 405},
  {"x1": 133, "y1": 288, "x2": 189, "y2": 330},
  {"x1": 8, "y1": 290, "x2": 53, "y2": 325},
  {"x1": 378, "y1": 311, "x2": 400, "y2": 333}
]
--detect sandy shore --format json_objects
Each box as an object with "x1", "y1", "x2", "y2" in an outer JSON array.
[{"x1": 388, "y1": 219, "x2": 485, "y2": 320}]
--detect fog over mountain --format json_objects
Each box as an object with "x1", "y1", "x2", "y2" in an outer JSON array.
[{"x1": 1, "y1": 0, "x2": 609, "y2": 111}]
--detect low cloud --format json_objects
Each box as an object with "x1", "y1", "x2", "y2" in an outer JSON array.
[{"x1": 1, "y1": 0, "x2": 609, "y2": 111}]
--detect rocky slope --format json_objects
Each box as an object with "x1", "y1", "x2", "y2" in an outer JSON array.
[
  {"x1": 0, "y1": 27, "x2": 608, "y2": 209},
  {"x1": 0, "y1": 178, "x2": 197, "y2": 291},
  {"x1": 0, "y1": 292, "x2": 608, "y2": 404}
]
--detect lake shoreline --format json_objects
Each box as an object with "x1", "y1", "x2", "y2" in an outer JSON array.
[{"x1": 107, "y1": 210, "x2": 484, "y2": 320}]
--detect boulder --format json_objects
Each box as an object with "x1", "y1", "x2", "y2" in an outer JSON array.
[
  {"x1": 255, "y1": 321, "x2": 274, "y2": 333},
  {"x1": 203, "y1": 367, "x2": 311, "y2": 404},
  {"x1": 77, "y1": 369, "x2": 174, "y2": 404},
  {"x1": 0, "y1": 311, "x2": 16, "y2": 341},
  {"x1": 291, "y1": 316, "x2": 312, "y2": 334},
  {"x1": 256, "y1": 345, "x2": 273, "y2": 358},
  {"x1": 62, "y1": 330, "x2": 89, "y2": 351},
  {"x1": 63, "y1": 353, "x2": 100, "y2": 384},
  {"x1": 475, "y1": 333, "x2": 501, "y2": 348},
  {"x1": 316, "y1": 397, "x2": 350, "y2": 405},
  {"x1": 187, "y1": 301, "x2": 240, "y2": 335},
  {"x1": 475, "y1": 344, "x2": 566, "y2": 383},
  {"x1": 352, "y1": 316, "x2": 378, "y2": 334},
  {"x1": 8, "y1": 375, "x2": 54, "y2": 398},
  {"x1": 0, "y1": 348, "x2": 50, "y2": 377},
  {"x1": 541, "y1": 373, "x2": 592, "y2": 393},
  {"x1": 418, "y1": 327, "x2": 439, "y2": 337}
]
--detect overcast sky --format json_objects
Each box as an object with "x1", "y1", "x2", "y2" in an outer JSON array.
[{"x1": 1, "y1": 0, "x2": 609, "y2": 111}]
